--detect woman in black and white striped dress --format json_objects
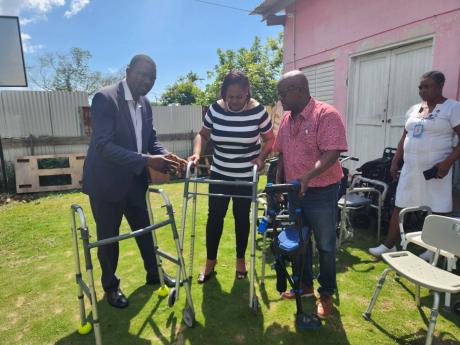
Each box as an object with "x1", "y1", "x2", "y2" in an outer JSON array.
[{"x1": 189, "y1": 70, "x2": 274, "y2": 283}]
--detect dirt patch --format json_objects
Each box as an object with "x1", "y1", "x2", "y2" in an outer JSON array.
[{"x1": 15, "y1": 296, "x2": 25, "y2": 308}]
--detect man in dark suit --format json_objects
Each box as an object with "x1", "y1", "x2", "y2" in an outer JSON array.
[{"x1": 82, "y1": 54, "x2": 185, "y2": 308}]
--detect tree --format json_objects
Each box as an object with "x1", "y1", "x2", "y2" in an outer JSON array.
[
  {"x1": 159, "y1": 72, "x2": 205, "y2": 105},
  {"x1": 28, "y1": 47, "x2": 125, "y2": 96},
  {"x1": 200, "y1": 33, "x2": 283, "y2": 106}
]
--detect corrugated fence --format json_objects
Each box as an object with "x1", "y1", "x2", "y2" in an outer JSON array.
[
  {"x1": 0, "y1": 91, "x2": 90, "y2": 163},
  {"x1": 0, "y1": 91, "x2": 207, "y2": 190}
]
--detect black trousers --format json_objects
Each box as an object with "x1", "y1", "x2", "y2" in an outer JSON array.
[
  {"x1": 89, "y1": 177, "x2": 158, "y2": 292},
  {"x1": 206, "y1": 171, "x2": 252, "y2": 260}
]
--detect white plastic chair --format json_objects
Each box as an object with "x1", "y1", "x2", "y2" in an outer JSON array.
[
  {"x1": 363, "y1": 215, "x2": 460, "y2": 345},
  {"x1": 399, "y1": 206, "x2": 458, "y2": 308}
]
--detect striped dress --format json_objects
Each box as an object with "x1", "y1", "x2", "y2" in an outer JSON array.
[{"x1": 203, "y1": 102, "x2": 273, "y2": 179}]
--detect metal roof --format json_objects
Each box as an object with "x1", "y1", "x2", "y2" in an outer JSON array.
[{"x1": 251, "y1": 0, "x2": 295, "y2": 20}]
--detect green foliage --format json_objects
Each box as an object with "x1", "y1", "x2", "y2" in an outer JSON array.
[
  {"x1": 28, "y1": 47, "x2": 125, "y2": 96},
  {"x1": 199, "y1": 33, "x2": 283, "y2": 106},
  {"x1": 159, "y1": 72, "x2": 205, "y2": 105}
]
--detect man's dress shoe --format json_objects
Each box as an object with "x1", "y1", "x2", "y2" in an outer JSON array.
[{"x1": 105, "y1": 288, "x2": 129, "y2": 308}]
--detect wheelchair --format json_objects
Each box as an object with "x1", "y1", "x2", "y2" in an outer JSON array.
[{"x1": 336, "y1": 149, "x2": 397, "y2": 248}]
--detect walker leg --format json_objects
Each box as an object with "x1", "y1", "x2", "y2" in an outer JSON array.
[
  {"x1": 70, "y1": 213, "x2": 88, "y2": 332},
  {"x1": 249, "y1": 197, "x2": 257, "y2": 309},
  {"x1": 87, "y1": 268, "x2": 102, "y2": 345},
  {"x1": 146, "y1": 192, "x2": 167, "y2": 292},
  {"x1": 363, "y1": 268, "x2": 392, "y2": 320},
  {"x1": 249, "y1": 168, "x2": 258, "y2": 309},
  {"x1": 81, "y1": 231, "x2": 102, "y2": 345},
  {"x1": 188, "y1": 178, "x2": 198, "y2": 281},
  {"x1": 261, "y1": 231, "x2": 267, "y2": 287}
]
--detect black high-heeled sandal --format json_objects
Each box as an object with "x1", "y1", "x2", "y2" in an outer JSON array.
[
  {"x1": 235, "y1": 270, "x2": 248, "y2": 280},
  {"x1": 197, "y1": 270, "x2": 215, "y2": 284}
]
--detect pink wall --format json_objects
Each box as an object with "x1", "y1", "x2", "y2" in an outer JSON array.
[{"x1": 283, "y1": 0, "x2": 460, "y2": 116}]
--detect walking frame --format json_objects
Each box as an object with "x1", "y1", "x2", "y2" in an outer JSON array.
[
  {"x1": 178, "y1": 161, "x2": 260, "y2": 312},
  {"x1": 337, "y1": 175, "x2": 389, "y2": 247},
  {"x1": 70, "y1": 187, "x2": 195, "y2": 345},
  {"x1": 259, "y1": 182, "x2": 322, "y2": 329}
]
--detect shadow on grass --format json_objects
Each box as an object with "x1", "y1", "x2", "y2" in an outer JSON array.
[
  {"x1": 261, "y1": 295, "x2": 352, "y2": 345},
  {"x1": 366, "y1": 318, "x2": 460, "y2": 345},
  {"x1": 178, "y1": 276, "x2": 265, "y2": 344},
  {"x1": 55, "y1": 285, "x2": 171, "y2": 345}
]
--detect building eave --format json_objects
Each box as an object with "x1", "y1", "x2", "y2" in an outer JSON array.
[{"x1": 250, "y1": 0, "x2": 295, "y2": 21}]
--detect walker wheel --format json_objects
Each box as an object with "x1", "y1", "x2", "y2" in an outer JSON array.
[
  {"x1": 168, "y1": 288, "x2": 177, "y2": 307},
  {"x1": 77, "y1": 322, "x2": 92, "y2": 335},
  {"x1": 157, "y1": 285, "x2": 169, "y2": 297},
  {"x1": 251, "y1": 296, "x2": 260, "y2": 314},
  {"x1": 183, "y1": 306, "x2": 195, "y2": 327}
]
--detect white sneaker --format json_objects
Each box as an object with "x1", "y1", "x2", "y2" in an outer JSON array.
[
  {"x1": 419, "y1": 250, "x2": 434, "y2": 262},
  {"x1": 369, "y1": 244, "x2": 397, "y2": 257}
]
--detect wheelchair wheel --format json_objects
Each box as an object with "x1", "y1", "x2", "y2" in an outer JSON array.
[{"x1": 453, "y1": 300, "x2": 460, "y2": 316}]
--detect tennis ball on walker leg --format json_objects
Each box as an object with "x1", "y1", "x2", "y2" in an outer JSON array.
[
  {"x1": 78, "y1": 322, "x2": 92, "y2": 335},
  {"x1": 157, "y1": 285, "x2": 169, "y2": 297}
]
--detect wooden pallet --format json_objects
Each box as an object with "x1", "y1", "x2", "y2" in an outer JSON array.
[{"x1": 15, "y1": 153, "x2": 86, "y2": 193}]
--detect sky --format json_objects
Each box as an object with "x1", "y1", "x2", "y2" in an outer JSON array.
[{"x1": 0, "y1": 0, "x2": 282, "y2": 100}]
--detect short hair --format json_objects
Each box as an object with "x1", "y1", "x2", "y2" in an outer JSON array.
[
  {"x1": 422, "y1": 70, "x2": 445, "y2": 85},
  {"x1": 128, "y1": 54, "x2": 156, "y2": 70},
  {"x1": 220, "y1": 70, "x2": 251, "y2": 100}
]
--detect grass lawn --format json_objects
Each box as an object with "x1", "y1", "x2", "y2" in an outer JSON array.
[{"x1": 0, "y1": 177, "x2": 459, "y2": 345}]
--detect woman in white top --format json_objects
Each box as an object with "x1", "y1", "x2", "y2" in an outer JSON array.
[{"x1": 370, "y1": 70, "x2": 460, "y2": 257}]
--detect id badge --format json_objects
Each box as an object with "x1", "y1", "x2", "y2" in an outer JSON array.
[{"x1": 413, "y1": 123, "x2": 424, "y2": 138}]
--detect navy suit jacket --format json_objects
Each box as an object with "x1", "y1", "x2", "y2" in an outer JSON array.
[{"x1": 82, "y1": 81, "x2": 167, "y2": 202}]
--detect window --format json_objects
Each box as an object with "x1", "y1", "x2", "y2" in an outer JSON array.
[{"x1": 302, "y1": 61, "x2": 335, "y2": 104}]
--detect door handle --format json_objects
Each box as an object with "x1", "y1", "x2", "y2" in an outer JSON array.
[{"x1": 387, "y1": 118, "x2": 392, "y2": 123}]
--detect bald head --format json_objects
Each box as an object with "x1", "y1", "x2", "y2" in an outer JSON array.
[
  {"x1": 126, "y1": 54, "x2": 157, "y2": 101},
  {"x1": 277, "y1": 70, "x2": 310, "y2": 114},
  {"x1": 128, "y1": 54, "x2": 156, "y2": 70},
  {"x1": 278, "y1": 70, "x2": 309, "y2": 89}
]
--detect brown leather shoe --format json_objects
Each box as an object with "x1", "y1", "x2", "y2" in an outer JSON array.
[
  {"x1": 280, "y1": 284, "x2": 314, "y2": 300},
  {"x1": 315, "y1": 294, "x2": 333, "y2": 319}
]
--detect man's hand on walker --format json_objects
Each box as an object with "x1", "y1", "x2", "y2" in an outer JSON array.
[
  {"x1": 147, "y1": 155, "x2": 179, "y2": 174},
  {"x1": 251, "y1": 157, "x2": 265, "y2": 172},
  {"x1": 165, "y1": 153, "x2": 188, "y2": 174}
]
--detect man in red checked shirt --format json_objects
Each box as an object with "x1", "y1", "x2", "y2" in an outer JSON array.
[{"x1": 274, "y1": 70, "x2": 348, "y2": 319}]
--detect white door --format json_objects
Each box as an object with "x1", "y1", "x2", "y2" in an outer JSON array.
[
  {"x1": 348, "y1": 40, "x2": 433, "y2": 166},
  {"x1": 348, "y1": 51, "x2": 391, "y2": 165},
  {"x1": 386, "y1": 41, "x2": 433, "y2": 146}
]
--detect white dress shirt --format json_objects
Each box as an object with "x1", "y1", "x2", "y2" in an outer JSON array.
[{"x1": 122, "y1": 79, "x2": 143, "y2": 153}]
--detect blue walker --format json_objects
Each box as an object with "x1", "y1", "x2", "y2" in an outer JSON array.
[{"x1": 258, "y1": 182, "x2": 321, "y2": 330}]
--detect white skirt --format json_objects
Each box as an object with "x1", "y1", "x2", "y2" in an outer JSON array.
[{"x1": 395, "y1": 159, "x2": 453, "y2": 213}]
